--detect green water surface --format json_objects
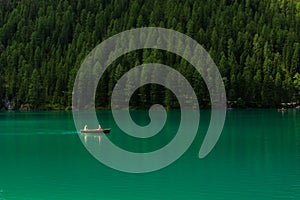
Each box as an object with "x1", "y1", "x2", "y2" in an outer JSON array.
[{"x1": 0, "y1": 110, "x2": 299, "y2": 200}]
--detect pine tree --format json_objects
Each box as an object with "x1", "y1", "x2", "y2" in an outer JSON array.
[
  {"x1": 294, "y1": 73, "x2": 300, "y2": 100},
  {"x1": 27, "y1": 69, "x2": 42, "y2": 108},
  {"x1": 0, "y1": 0, "x2": 299, "y2": 109}
]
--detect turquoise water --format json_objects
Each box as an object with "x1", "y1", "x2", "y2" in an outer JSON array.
[{"x1": 0, "y1": 110, "x2": 300, "y2": 199}]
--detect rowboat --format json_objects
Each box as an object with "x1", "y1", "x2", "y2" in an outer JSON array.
[{"x1": 80, "y1": 128, "x2": 111, "y2": 134}]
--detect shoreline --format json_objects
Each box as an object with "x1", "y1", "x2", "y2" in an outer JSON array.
[
  {"x1": 1, "y1": 101, "x2": 299, "y2": 112},
  {"x1": 1, "y1": 106, "x2": 300, "y2": 112}
]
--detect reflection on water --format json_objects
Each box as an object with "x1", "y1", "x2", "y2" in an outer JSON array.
[{"x1": 80, "y1": 133, "x2": 102, "y2": 144}]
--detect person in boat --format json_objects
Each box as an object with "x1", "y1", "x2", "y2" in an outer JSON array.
[
  {"x1": 97, "y1": 124, "x2": 102, "y2": 131},
  {"x1": 84, "y1": 125, "x2": 88, "y2": 130}
]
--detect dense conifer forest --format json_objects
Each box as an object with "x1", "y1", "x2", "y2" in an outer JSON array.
[{"x1": 0, "y1": 0, "x2": 299, "y2": 110}]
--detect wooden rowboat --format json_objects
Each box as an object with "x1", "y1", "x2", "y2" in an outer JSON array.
[{"x1": 80, "y1": 128, "x2": 111, "y2": 134}]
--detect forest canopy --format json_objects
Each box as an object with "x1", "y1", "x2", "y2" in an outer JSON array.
[{"x1": 0, "y1": 0, "x2": 299, "y2": 110}]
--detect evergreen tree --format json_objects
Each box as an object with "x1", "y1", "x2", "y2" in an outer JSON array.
[
  {"x1": 27, "y1": 68, "x2": 42, "y2": 108},
  {"x1": 294, "y1": 73, "x2": 300, "y2": 100},
  {"x1": 0, "y1": 0, "x2": 299, "y2": 109}
]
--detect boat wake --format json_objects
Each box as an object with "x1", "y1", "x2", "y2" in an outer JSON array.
[{"x1": 0, "y1": 130, "x2": 78, "y2": 136}]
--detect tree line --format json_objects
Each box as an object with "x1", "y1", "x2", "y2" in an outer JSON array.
[{"x1": 0, "y1": 0, "x2": 299, "y2": 110}]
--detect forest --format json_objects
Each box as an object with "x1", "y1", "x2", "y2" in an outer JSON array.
[{"x1": 0, "y1": 0, "x2": 299, "y2": 110}]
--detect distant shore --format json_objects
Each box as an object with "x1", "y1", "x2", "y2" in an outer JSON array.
[{"x1": 1, "y1": 102, "x2": 299, "y2": 111}]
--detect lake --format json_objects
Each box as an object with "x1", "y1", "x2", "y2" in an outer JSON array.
[{"x1": 0, "y1": 110, "x2": 299, "y2": 200}]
